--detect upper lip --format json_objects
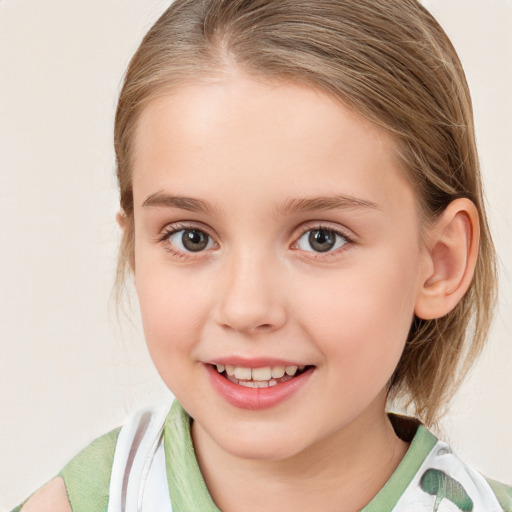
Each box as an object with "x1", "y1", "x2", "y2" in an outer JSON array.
[{"x1": 205, "y1": 357, "x2": 310, "y2": 368}]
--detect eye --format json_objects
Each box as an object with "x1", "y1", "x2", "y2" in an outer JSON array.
[
  {"x1": 165, "y1": 228, "x2": 214, "y2": 253},
  {"x1": 296, "y1": 228, "x2": 348, "y2": 253}
]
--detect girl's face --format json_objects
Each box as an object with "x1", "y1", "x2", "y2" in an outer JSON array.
[{"x1": 131, "y1": 73, "x2": 430, "y2": 461}]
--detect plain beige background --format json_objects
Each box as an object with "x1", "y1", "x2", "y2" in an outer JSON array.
[{"x1": 0, "y1": 0, "x2": 511, "y2": 509}]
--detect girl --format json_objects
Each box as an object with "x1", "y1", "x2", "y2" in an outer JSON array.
[{"x1": 10, "y1": 0, "x2": 512, "y2": 511}]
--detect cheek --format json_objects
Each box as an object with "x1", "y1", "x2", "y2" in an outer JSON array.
[
  {"x1": 135, "y1": 260, "x2": 211, "y2": 360},
  {"x1": 135, "y1": 265, "x2": 215, "y2": 399},
  {"x1": 294, "y1": 250, "x2": 420, "y2": 375}
]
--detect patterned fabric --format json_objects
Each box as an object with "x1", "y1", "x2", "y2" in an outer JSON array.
[
  {"x1": 11, "y1": 401, "x2": 512, "y2": 511},
  {"x1": 389, "y1": 442, "x2": 504, "y2": 511}
]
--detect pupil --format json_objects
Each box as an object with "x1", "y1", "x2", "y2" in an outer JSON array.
[
  {"x1": 309, "y1": 229, "x2": 336, "y2": 252},
  {"x1": 182, "y1": 230, "x2": 208, "y2": 252}
]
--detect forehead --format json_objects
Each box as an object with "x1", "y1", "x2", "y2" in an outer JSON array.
[{"x1": 131, "y1": 75, "x2": 414, "y2": 215}]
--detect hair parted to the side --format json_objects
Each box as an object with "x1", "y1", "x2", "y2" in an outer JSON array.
[{"x1": 114, "y1": 0, "x2": 497, "y2": 426}]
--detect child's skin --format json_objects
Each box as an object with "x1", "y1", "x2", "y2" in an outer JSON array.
[{"x1": 24, "y1": 70, "x2": 479, "y2": 512}]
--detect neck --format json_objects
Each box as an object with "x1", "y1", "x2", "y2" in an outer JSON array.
[{"x1": 191, "y1": 400, "x2": 409, "y2": 512}]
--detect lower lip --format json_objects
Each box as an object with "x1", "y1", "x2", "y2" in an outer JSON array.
[{"x1": 205, "y1": 364, "x2": 314, "y2": 410}]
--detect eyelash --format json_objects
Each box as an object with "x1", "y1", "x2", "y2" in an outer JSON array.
[
  {"x1": 292, "y1": 223, "x2": 353, "y2": 260},
  {"x1": 157, "y1": 223, "x2": 216, "y2": 260},
  {"x1": 157, "y1": 222, "x2": 354, "y2": 260}
]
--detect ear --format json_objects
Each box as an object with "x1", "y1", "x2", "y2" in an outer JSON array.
[
  {"x1": 414, "y1": 198, "x2": 480, "y2": 320},
  {"x1": 115, "y1": 210, "x2": 136, "y2": 274},
  {"x1": 116, "y1": 210, "x2": 127, "y2": 230}
]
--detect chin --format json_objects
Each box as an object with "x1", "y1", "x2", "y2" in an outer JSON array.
[{"x1": 210, "y1": 422, "x2": 312, "y2": 462}]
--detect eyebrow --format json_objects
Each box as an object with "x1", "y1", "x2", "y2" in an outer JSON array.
[
  {"x1": 141, "y1": 191, "x2": 379, "y2": 215},
  {"x1": 142, "y1": 192, "x2": 220, "y2": 215},
  {"x1": 279, "y1": 195, "x2": 380, "y2": 214}
]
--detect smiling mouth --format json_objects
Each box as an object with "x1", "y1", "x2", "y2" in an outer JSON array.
[{"x1": 211, "y1": 364, "x2": 313, "y2": 388}]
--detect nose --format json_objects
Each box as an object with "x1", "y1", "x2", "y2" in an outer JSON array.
[{"x1": 214, "y1": 250, "x2": 288, "y2": 334}]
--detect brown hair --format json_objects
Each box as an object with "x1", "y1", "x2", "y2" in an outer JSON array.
[{"x1": 114, "y1": 0, "x2": 497, "y2": 426}]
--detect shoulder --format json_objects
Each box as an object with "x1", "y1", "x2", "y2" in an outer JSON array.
[
  {"x1": 388, "y1": 416, "x2": 512, "y2": 512},
  {"x1": 58, "y1": 427, "x2": 121, "y2": 512},
  {"x1": 14, "y1": 428, "x2": 120, "y2": 512},
  {"x1": 485, "y1": 477, "x2": 512, "y2": 512},
  {"x1": 14, "y1": 404, "x2": 173, "y2": 512},
  {"x1": 16, "y1": 477, "x2": 71, "y2": 512},
  {"x1": 420, "y1": 438, "x2": 512, "y2": 512}
]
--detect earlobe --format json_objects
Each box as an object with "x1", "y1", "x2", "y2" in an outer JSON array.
[{"x1": 414, "y1": 198, "x2": 480, "y2": 320}]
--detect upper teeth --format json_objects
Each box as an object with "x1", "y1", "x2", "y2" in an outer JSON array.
[{"x1": 216, "y1": 364, "x2": 304, "y2": 381}]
